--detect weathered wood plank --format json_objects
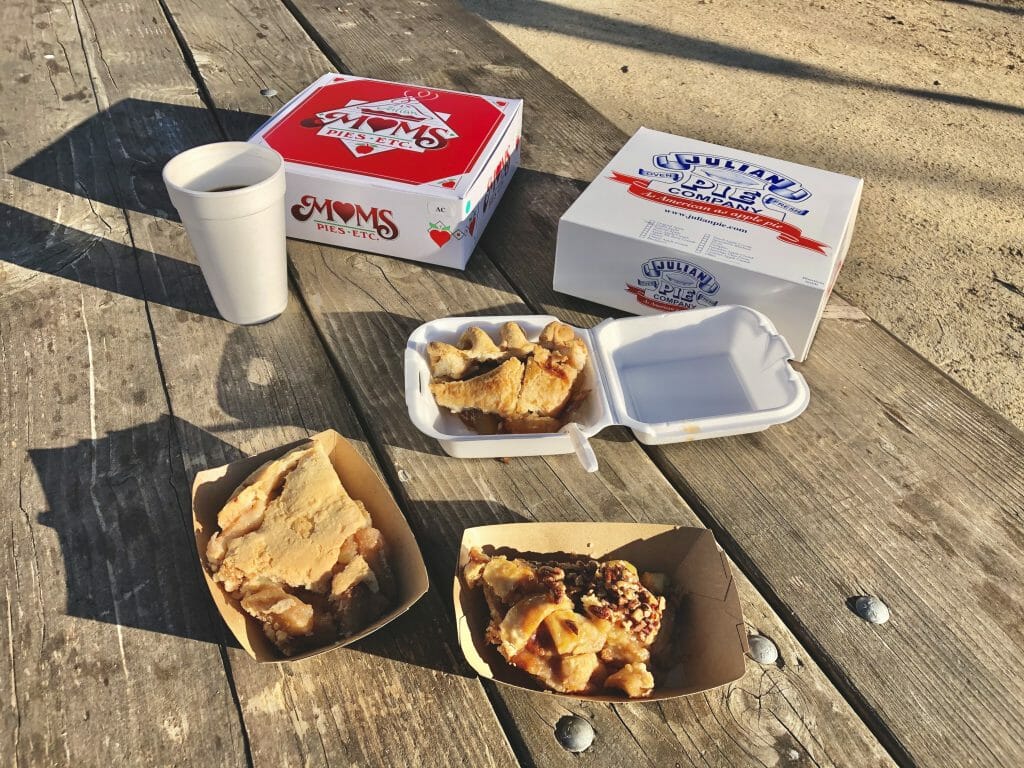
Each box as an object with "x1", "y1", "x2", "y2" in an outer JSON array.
[
  {"x1": 284, "y1": 1, "x2": 1024, "y2": 765},
  {"x1": 50, "y1": 0, "x2": 520, "y2": 766},
  {"x1": 162, "y1": 0, "x2": 896, "y2": 764},
  {"x1": 652, "y1": 321, "x2": 1024, "y2": 768},
  {"x1": 0, "y1": 1, "x2": 247, "y2": 765}
]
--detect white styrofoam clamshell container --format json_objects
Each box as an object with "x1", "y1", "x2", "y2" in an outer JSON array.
[{"x1": 405, "y1": 305, "x2": 810, "y2": 460}]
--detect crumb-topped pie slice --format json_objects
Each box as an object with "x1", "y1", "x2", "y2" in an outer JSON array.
[{"x1": 205, "y1": 441, "x2": 396, "y2": 655}]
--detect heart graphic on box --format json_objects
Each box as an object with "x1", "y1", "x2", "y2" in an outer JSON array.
[
  {"x1": 367, "y1": 116, "x2": 397, "y2": 132},
  {"x1": 355, "y1": 144, "x2": 374, "y2": 155},
  {"x1": 468, "y1": 217, "x2": 477, "y2": 236},
  {"x1": 441, "y1": 180, "x2": 456, "y2": 189},
  {"x1": 429, "y1": 229, "x2": 452, "y2": 247},
  {"x1": 333, "y1": 201, "x2": 356, "y2": 222}
]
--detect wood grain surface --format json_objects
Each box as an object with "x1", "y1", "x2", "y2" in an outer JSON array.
[
  {"x1": 276, "y1": 1, "x2": 1024, "y2": 766},
  {"x1": 158, "y1": 0, "x2": 897, "y2": 765},
  {"x1": 4, "y1": 0, "x2": 1019, "y2": 766},
  {"x1": 0, "y1": 1, "x2": 248, "y2": 765},
  {"x1": 70, "y1": 0, "x2": 522, "y2": 765},
  {"x1": 3, "y1": 0, "x2": 516, "y2": 766}
]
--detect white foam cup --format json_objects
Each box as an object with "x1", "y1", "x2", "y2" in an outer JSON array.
[{"x1": 162, "y1": 142, "x2": 287, "y2": 324}]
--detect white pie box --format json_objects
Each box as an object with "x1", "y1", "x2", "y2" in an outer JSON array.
[
  {"x1": 553, "y1": 127, "x2": 863, "y2": 360},
  {"x1": 405, "y1": 306, "x2": 809, "y2": 464}
]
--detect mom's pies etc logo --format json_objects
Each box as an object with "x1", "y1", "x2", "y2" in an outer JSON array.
[{"x1": 301, "y1": 90, "x2": 459, "y2": 158}]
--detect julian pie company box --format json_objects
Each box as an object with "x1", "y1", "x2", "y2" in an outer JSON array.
[
  {"x1": 554, "y1": 128, "x2": 863, "y2": 360},
  {"x1": 250, "y1": 74, "x2": 522, "y2": 269},
  {"x1": 454, "y1": 523, "x2": 748, "y2": 702}
]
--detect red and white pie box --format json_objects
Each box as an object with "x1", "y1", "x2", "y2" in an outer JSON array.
[
  {"x1": 554, "y1": 128, "x2": 863, "y2": 360},
  {"x1": 250, "y1": 74, "x2": 522, "y2": 270}
]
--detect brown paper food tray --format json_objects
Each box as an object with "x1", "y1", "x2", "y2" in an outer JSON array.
[
  {"x1": 192, "y1": 429, "x2": 429, "y2": 662},
  {"x1": 454, "y1": 523, "x2": 748, "y2": 701}
]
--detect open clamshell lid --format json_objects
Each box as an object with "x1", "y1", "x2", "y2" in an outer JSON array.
[
  {"x1": 404, "y1": 305, "x2": 809, "y2": 460},
  {"x1": 591, "y1": 305, "x2": 809, "y2": 444}
]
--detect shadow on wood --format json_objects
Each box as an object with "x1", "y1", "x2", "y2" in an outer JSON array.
[
  {"x1": 10, "y1": 98, "x2": 268, "y2": 221},
  {"x1": 28, "y1": 415, "x2": 237, "y2": 646},
  {"x1": 26, "y1": 413, "x2": 514, "y2": 676},
  {"x1": 0, "y1": 203, "x2": 221, "y2": 318}
]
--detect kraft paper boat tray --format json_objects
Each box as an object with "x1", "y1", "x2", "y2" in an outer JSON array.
[
  {"x1": 192, "y1": 429, "x2": 429, "y2": 662},
  {"x1": 454, "y1": 522, "x2": 748, "y2": 701}
]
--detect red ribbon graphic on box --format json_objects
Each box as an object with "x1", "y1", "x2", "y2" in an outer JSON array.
[
  {"x1": 609, "y1": 172, "x2": 829, "y2": 255},
  {"x1": 625, "y1": 284, "x2": 688, "y2": 311}
]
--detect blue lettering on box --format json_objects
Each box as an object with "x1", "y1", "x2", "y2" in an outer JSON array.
[
  {"x1": 647, "y1": 152, "x2": 813, "y2": 216},
  {"x1": 627, "y1": 258, "x2": 721, "y2": 310}
]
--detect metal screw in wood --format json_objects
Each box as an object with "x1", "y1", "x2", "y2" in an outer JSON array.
[
  {"x1": 854, "y1": 595, "x2": 890, "y2": 624},
  {"x1": 555, "y1": 715, "x2": 594, "y2": 753},
  {"x1": 747, "y1": 634, "x2": 779, "y2": 664}
]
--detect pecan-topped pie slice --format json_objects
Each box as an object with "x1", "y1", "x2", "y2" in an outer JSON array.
[{"x1": 464, "y1": 549, "x2": 666, "y2": 696}]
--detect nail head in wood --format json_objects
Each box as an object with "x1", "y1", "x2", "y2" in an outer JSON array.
[
  {"x1": 854, "y1": 595, "x2": 890, "y2": 624},
  {"x1": 747, "y1": 634, "x2": 779, "y2": 664},
  {"x1": 555, "y1": 715, "x2": 594, "y2": 753}
]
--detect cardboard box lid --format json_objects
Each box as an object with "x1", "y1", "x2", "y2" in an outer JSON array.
[
  {"x1": 561, "y1": 127, "x2": 863, "y2": 286},
  {"x1": 192, "y1": 429, "x2": 429, "y2": 662},
  {"x1": 251, "y1": 73, "x2": 522, "y2": 197},
  {"x1": 454, "y1": 522, "x2": 748, "y2": 701}
]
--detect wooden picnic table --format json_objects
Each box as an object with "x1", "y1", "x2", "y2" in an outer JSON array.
[{"x1": 2, "y1": 0, "x2": 1023, "y2": 766}]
